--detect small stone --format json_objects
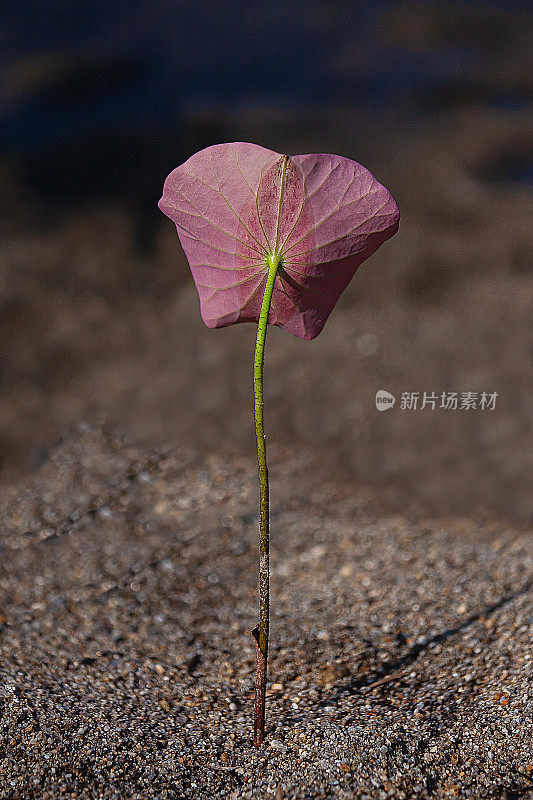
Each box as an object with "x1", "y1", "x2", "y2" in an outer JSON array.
[
  {"x1": 340, "y1": 564, "x2": 353, "y2": 577},
  {"x1": 187, "y1": 654, "x2": 201, "y2": 674}
]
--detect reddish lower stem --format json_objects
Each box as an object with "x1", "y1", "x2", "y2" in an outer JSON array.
[{"x1": 252, "y1": 626, "x2": 267, "y2": 747}]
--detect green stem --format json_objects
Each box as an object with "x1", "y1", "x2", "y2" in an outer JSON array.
[{"x1": 252, "y1": 251, "x2": 281, "y2": 748}]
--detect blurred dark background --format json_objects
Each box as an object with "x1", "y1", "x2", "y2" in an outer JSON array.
[{"x1": 1, "y1": 0, "x2": 531, "y2": 522}]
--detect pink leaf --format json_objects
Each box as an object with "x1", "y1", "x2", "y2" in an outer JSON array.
[{"x1": 159, "y1": 142, "x2": 399, "y2": 340}]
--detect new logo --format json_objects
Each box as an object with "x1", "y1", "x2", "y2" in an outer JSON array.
[{"x1": 375, "y1": 390, "x2": 396, "y2": 411}]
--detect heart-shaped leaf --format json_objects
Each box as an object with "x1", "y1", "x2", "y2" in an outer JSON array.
[{"x1": 159, "y1": 142, "x2": 399, "y2": 339}]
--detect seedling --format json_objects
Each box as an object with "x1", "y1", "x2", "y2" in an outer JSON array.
[{"x1": 159, "y1": 142, "x2": 399, "y2": 747}]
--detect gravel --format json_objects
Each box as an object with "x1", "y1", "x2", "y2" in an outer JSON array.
[{"x1": 0, "y1": 425, "x2": 532, "y2": 799}]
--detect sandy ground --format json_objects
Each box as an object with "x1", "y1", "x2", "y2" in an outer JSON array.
[{"x1": 0, "y1": 425, "x2": 531, "y2": 799}]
